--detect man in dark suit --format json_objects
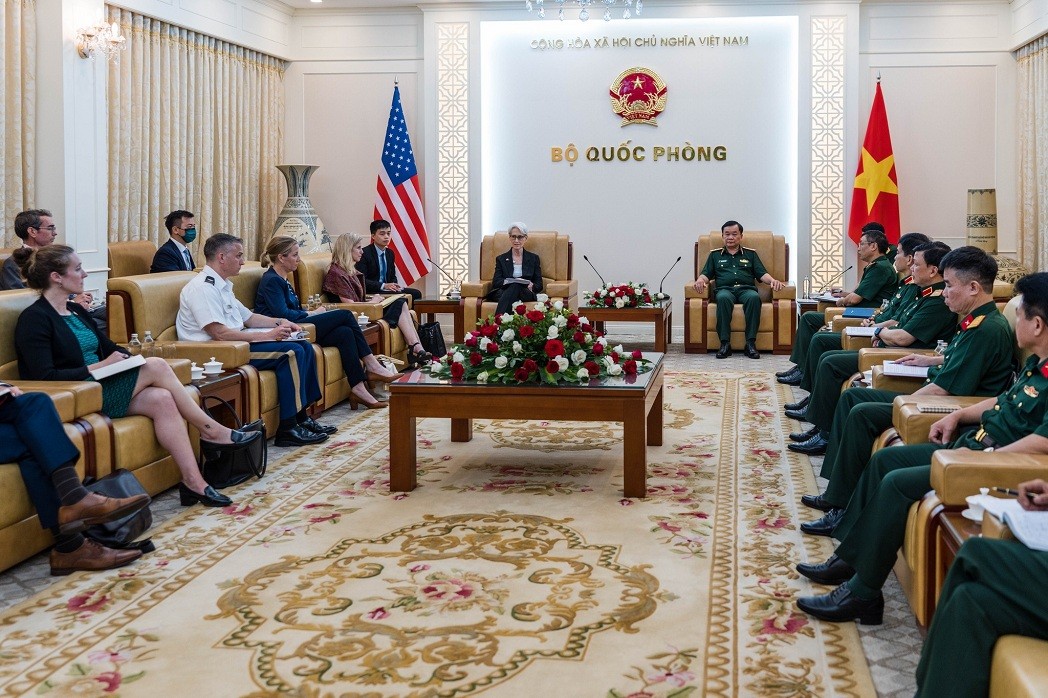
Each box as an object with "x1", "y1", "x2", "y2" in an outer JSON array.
[
  {"x1": 356, "y1": 219, "x2": 422, "y2": 301},
  {"x1": 0, "y1": 384, "x2": 149, "y2": 574},
  {"x1": 150, "y1": 210, "x2": 198, "y2": 273},
  {"x1": 2, "y1": 209, "x2": 58, "y2": 290}
]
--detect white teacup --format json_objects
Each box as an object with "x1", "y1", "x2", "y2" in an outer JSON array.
[
  {"x1": 190, "y1": 364, "x2": 205, "y2": 380},
  {"x1": 203, "y1": 357, "x2": 223, "y2": 374},
  {"x1": 965, "y1": 495, "x2": 985, "y2": 519},
  {"x1": 357, "y1": 314, "x2": 369, "y2": 324}
]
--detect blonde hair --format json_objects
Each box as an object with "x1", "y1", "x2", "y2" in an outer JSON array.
[
  {"x1": 260, "y1": 235, "x2": 298, "y2": 268},
  {"x1": 331, "y1": 232, "x2": 366, "y2": 272}
]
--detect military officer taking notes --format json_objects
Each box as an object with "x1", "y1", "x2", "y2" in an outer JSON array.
[{"x1": 691, "y1": 220, "x2": 785, "y2": 359}]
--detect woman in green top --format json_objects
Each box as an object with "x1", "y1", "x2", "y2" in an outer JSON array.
[{"x1": 13, "y1": 246, "x2": 261, "y2": 508}]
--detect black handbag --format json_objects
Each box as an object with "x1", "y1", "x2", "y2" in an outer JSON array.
[
  {"x1": 83, "y1": 469, "x2": 154, "y2": 552},
  {"x1": 418, "y1": 321, "x2": 447, "y2": 358},
  {"x1": 198, "y1": 396, "x2": 267, "y2": 489}
]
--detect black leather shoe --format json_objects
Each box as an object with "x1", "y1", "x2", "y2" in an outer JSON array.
[
  {"x1": 275, "y1": 424, "x2": 329, "y2": 447},
  {"x1": 299, "y1": 416, "x2": 337, "y2": 435},
  {"x1": 796, "y1": 554, "x2": 855, "y2": 586},
  {"x1": 800, "y1": 493, "x2": 837, "y2": 512},
  {"x1": 796, "y1": 584, "x2": 884, "y2": 625},
  {"x1": 788, "y1": 432, "x2": 828, "y2": 455},
  {"x1": 201, "y1": 429, "x2": 263, "y2": 452},
  {"x1": 784, "y1": 406, "x2": 809, "y2": 421},
  {"x1": 179, "y1": 483, "x2": 233, "y2": 507},
  {"x1": 784, "y1": 395, "x2": 810, "y2": 412},
  {"x1": 744, "y1": 341, "x2": 760, "y2": 359},
  {"x1": 777, "y1": 368, "x2": 803, "y2": 385},
  {"x1": 800, "y1": 507, "x2": 845, "y2": 536},
  {"x1": 789, "y1": 426, "x2": 820, "y2": 443},
  {"x1": 715, "y1": 344, "x2": 732, "y2": 359},
  {"x1": 775, "y1": 365, "x2": 799, "y2": 378}
]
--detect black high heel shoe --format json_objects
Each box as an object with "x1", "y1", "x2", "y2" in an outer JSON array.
[
  {"x1": 179, "y1": 483, "x2": 233, "y2": 507},
  {"x1": 199, "y1": 428, "x2": 263, "y2": 452},
  {"x1": 408, "y1": 343, "x2": 432, "y2": 368}
]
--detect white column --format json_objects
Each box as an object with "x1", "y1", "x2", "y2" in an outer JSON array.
[{"x1": 35, "y1": 0, "x2": 110, "y2": 296}]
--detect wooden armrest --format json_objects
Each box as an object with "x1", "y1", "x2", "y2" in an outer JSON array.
[
  {"x1": 871, "y1": 365, "x2": 925, "y2": 392},
  {"x1": 772, "y1": 285, "x2": 796, "y2": 300},
  {"x1": 857, "y1": 348, "x2": 935, "y2": 372},
  {"x1": 683, "y1": 285, "x2": 709, "y2": 299},
  {"x1": 162, "y1": 341, "x2": 251, "y2": 367},
  {"x1": 461, "y1": 281, "x2": 490, "y2": 297},
  {"x1": 11, "y1": 380, "x2": 103, "y2": 417},
  {"x1": 892, "y1": 395, "x2": 986, "y2": 444},
  {"x1": 164, "y1": 358, "x2": 193, "y2": 385},
  {"x1": 545, "y1": 280, "x2": 578, "y2": 298},
  {"x1": 842, "y1": 334, "x2": 874, "y2": 351},
  {"x1": 931, "y1": 450, "x2": 1048, "y2": 507},
  {"x1": 830, "y1": 316, "x2": 864, "y2": 331}
]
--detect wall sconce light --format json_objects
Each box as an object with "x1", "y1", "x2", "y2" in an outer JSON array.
[{"x1": 75, "y1": 20, "x2": 126, "y2": 60}]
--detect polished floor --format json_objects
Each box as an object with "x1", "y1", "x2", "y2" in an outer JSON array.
[{"x1": 0, "y1": 328, "x2": 921, "y2": 697}]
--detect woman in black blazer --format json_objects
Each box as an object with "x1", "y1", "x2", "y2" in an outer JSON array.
[
  {"x1": 14, "y1": 246, "x2": 260, "y2": 509},
  {"x1": 486, "y1": 222, "x2": 543, "y2": 316}
]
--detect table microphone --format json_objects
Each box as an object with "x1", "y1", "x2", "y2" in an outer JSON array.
[
  {"x1": 658, "y1": 256, "x2": 682, "y2": 296},
  {"x1": 426, "y1": 258, "x2": 462, "y2": 297},
  {"x1": 583, "y1": 255, "x2": 607, "y2": 286},
  {"x1": 817, "y1": 265, "x2": 854, "y2": 295}
]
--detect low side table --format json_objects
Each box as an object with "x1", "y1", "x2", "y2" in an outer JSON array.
[
  {"x1": 413, "y1": 298, "x2": 465, "y2": 343},
  {"x1": 361, "y1": 321, "x2": 380, "y2": 354},
  {"x1": 191, "y1": 370, "x2": 247, "y2": 428},
  {"x1": 584, "y1": 301, "x2": 672, "y2": 352},
  {"x1": 935, "y1": 511, "x2": 981, "y2": 608}
]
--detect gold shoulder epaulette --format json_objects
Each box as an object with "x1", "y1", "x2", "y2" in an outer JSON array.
[{"x1": 966, "y1": 315, "x2": 986, "y2": 330}]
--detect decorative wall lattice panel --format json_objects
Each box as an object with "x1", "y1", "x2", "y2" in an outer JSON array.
[{"x1": 436, "y1": 22, "x2": 470, "y2": 295}]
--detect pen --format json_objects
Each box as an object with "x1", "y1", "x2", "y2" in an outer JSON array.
[{"x1": 991, "y1": 486, "x2": 1037, "y2": 501}]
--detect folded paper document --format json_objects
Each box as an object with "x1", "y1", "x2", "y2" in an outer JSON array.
[{"x1": 882, "y1": 360, "x2": 929, "y2": 378}]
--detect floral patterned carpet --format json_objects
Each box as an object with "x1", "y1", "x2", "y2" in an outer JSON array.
[{"x1": 0, "y1": 370, "x2": 873, "y2": 697}]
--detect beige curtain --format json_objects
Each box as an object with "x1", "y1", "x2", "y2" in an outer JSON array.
[
  {"x1": 106, "y1": 6, "x2": 285, "y2": 259},
  {"x1": 1018, "y1": 35, "x2": 1048, "y2": 272},
  {"x1": 1, "y1": 0, "x2": 35, "y2": 248}
]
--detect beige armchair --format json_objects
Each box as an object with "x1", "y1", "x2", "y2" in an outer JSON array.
[
  {"x1": 460, "y1": 231, "x2": 577, "y2": 331},
  {"x1": 683, "y1": 231, "x2": 795, "y2": 353},
  {"x1": 108, "y1": 240, "x2": 158, "y2": 278}
]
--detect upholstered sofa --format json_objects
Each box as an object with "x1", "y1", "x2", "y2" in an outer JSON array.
[
  {"x1": 460, "y1": 231, "x2": 578, "y2": 331},
  {"x1": 0, "y1": 288, "x2": 195, "y2": 571},
  {"x1": 683, "y1": 231, "x2": 795, "y2": 353},
  {"x1": 108, "y1": 240, "x2": 158, "y2": 278},
  {"x1": 291, "y1": 251, "x2": 412, "y2": 366}
]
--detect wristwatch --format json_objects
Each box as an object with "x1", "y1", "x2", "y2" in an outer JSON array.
[{"x1": 873, "y1": 327, "x2": 883, "y2": 338}]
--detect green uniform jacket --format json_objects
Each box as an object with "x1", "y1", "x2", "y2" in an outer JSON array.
[
  {"x1": 927, "y1": 301, "x2": 1015, "y2": 396},
  {"x1": 873, "y1": 275, "x2": 917, "y2": 322},
  {"x1": 973, "y1": 354, "x2": 1048, "y2": 446},
  {"x1": 700, "y1": 247, "x2": 769, "y2": 290},
  {"x1": 851, "y1": 255, "x2": 898, "y2": 308},
  {"x1": 887, "y1": 281, "x2": 956, "y2": 348}
]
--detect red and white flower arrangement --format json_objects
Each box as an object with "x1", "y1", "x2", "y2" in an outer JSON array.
[
  {"x1": 584, "y1": 281, "x2": 668, "y2": 309},
  {"x1": 425, "y1": 294, "x2": 653, "y2": 384}
]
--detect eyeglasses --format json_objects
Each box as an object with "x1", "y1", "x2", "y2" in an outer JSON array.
[
  {"x1": 509, "y1": 235, "x2": 527, "y2": 240},
  {"x1": 32, "y1": 225, "x2": 57, "y2": 232}
]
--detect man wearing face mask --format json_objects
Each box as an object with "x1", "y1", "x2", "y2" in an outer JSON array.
[{"x1": 150, "y1": 210, "x2": 198, "y2": 273}]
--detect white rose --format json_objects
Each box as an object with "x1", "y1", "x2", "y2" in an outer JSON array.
[
  {"x1": 603, "y1": 356, "x2": 615, "y2": 368},
  {"x1": 453, "y1": 351, "x2": 465, "y2": 363},
  {"x1": 571, "y1": 349, "x2": 587, "y2": 365},
  {"x1": 554, "y1": 315, "x2": 568, "y2": 328},
  {"x1": 500, "y1": 313, "x2": 515, "y2": 324},
  {"x1": 536, "y1": 293, "x2": 549, "y2": 302},
  {"x1": 533, "y1": 302, "x2": 546, "y2": 312},
  {"x1": 576, "y1": 367, "x2": 590, "y2": 380},
  {"x1": 556, "y1": 355, "x2": 570, "y2": 371},
  {"x1": 494, "y1": 355, "x2": 508, "y2": 368},
  {"x1": 607, "y1": 363, "x2": 623, "y2": 376},
  {"x1": 584, "y1": 333, "x2": 592, "y2": 343},
  {"x1": 596, "y1": 336, "x2": 608, "y2": 346},
  {"x1": 512, "y1": 341, "x2": 522, "y2": 354},
  {"x1": 547, "y1": 325, "x2": 559, "y2": 339},
  {"x1": 615, "y1": 297, "x2": 626, "y2": 308},
  {"x1": 502, "y1": 329, "x2": 515, "y2": 342},
  {"x1": 476, "y1": 371, "x2": 489, "y2": 383},
  {"x1": 579, "y1": 315, "x2": 589, "y2": 325},
  {"x1": 613, "y1": 344, "x2": 624, "y2": 353},
  {"x1": 479, "y1": 337, "x2": 491, "y2": 350},
  {"x1": 553, "y1": 300, "x2": 564, "y2": 311}
]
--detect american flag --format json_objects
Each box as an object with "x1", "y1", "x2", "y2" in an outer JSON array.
[{"x1": 374, "y1": 85, "x2": 431, "y2": 285}]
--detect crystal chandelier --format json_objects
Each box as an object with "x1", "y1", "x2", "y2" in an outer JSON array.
[
  {"x1": 75, "y1": 20, "x2": 126, "y2": 60},
  {"x1": 525, "y1": 0, "x2": 642, "y2": 22}
]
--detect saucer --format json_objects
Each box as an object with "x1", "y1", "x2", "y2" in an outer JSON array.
[{"x1": 961, "y1": 508, "x2": 983, "y2": 523}]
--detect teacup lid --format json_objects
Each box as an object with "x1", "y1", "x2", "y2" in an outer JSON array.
[{"x1": 203, "y1": 356, "x2": 222, "y2": 367}]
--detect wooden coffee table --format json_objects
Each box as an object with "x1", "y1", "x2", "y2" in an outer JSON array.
[
  {"x1": 584, "y1": 301, "x2": 672, "y2": 352},
  {"x1": 388, "y1": 353, "x2": 665, "y2": 497},
  {"x1": 413, "y1": 297, "x2": 465, "y2": 342}
]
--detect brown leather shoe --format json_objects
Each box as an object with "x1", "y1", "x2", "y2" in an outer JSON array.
[
  {"x1": 366, "y1": 369, "x2": 398, "y2": 384},
  {"x1": 57, "y1": 492, "x2": 151, "y2": 535},
  {"x1": 50, "y1": 538, "x2": 142, "y2": 576}
]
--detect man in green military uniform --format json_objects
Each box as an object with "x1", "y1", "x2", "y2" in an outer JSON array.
[
  {"x1": 915, "y1": 481, "x2": 1048, "y2": 696},
  {"x1": 691, "y1": 220, "x2": 785, "y2": 359},
  {"x1": 777, "y1": 227, "x2": 898, "y2": 385},
  {"x1": 782, "y1": 232, "x2": 930, "y2": 428},
  {"x1": 793, "y1": 272, "x2": 1048, "y2": 624},
  {"x1": 786, "y1": 241, "x2": 958, "y2": 455},
  {"x1": 798, "y1": 247, "x2": 1015, "y2": 534}
]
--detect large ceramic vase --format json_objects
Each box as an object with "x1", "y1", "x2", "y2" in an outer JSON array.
[
  {"x1": 966, "y1": 188, "x2": 997, "y2": 254},
  {"x1": 273, "y1": 164, "x2": 328, "y2": 252}
]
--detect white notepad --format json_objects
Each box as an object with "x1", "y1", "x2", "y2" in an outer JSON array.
[
  {"x1": 89, "y1": 353, "x2": 146, "y2": 380},
  {"x1": 882, "y1": 360, "x2": 929, "y2": 378}
]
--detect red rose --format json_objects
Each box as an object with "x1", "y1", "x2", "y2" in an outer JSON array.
[
  {"x1": 567, "y1": 314, "x2": 580, "y2": 328},
  {"x1": 486, "y1": 342, "x2": 499, "y2": 353},
  {"x1": 581, "y1": 323, "x2": 593, "y2": 332},
  {"x1": 592, "y1": 343, "x2": 604, "y2": 355},
  {"x1": 610, "y1": 351, "x2": 620, "y2": 363},
  {"x1": 623, "y1": 359, "x2": 638, "y2": 375},
  {"x1": 514, "y1": 303, "x2": 527, "y2": 314},
  {"x1": 464, "y1": 335, "x2": 478, "y2": 347},
  {"x1": 493, "y1": 314, "x2": 503, "y2": 325},
  {"x1": 604, "y1": 297, "x2": 613, "y2": 307},
  {"x1": 519, "y1": 325, "x2": 535, "y2": 338},
  {"x1": 631, "y1": 350, "x2": 643, "y2": 359},
  {"x1": 584, "y1": 361, "x2": 600, "y2": 375},
  {"x1": 522, "y1": 358, "x2": 538, "y2": 372},
  {"x1": 479, "y1": 323, "x2": 497, "y2": 337},
  {"x1": 544, "y1": 339, "x2": 565, "y2": 358},
  {"x1": 450, "y1": 362, "x2": 465, "y2": 379},
  {"x1": 573, "y1": 331, "x2": 586, "y2": 343},
  {"x1": 526, "y1": 310, "x2": 545, "y2": 322},
  {"x1": 546, "y1": 360, "x2": 560, "y2": 373},
  {"x1": 469, "y1": 352, "x2": 483, "y2": 366},
  {"x1": 514, "y1": 367, "x2": 530, "y2": 381}
]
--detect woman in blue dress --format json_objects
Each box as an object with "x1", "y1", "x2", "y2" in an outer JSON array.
[
  {"x1": 14, "y1": 246, "x2": 260, "y2": 508},
  {"x1": 255, "y1": 236, "x2": 395, "y2": 409}
]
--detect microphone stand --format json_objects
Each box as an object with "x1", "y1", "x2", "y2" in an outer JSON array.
[
  {"x1": 658, "y1": 256, "x2": 682, "y2": 297},
  {"x1": 816, "y1": 265, "x2": 854, "y2": 296},
  {"x1": 582, "y1": 255, "x2": 607, "y2": 287},
  {"x1": 426, "y1": 258, "x2": 462, "y2": 298}
]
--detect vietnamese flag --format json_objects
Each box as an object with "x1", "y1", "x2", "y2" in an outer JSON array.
[{"x1": 848, "y1": 82, "x2": 900, "y2": 244}]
